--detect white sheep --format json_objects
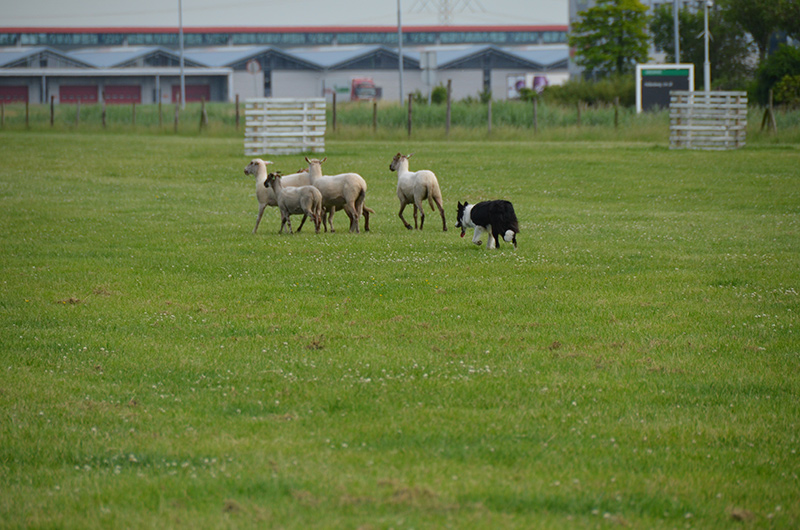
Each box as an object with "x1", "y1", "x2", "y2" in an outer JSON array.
[
  {"x1": 322, "y1": 201, "x2": 375, "y2": 233},
  {"x1": 264, "y1": 171, "x2": 323, "y2": 234},
  {"x1": 388, "y1": 153, "x2": 447, "y2": 231},
  {"x1": 243, "y1": 158, "x2": 312, "y2": 233},
  {"x1": 305, "y1": 157, "x2": 367, "y2": 234}
]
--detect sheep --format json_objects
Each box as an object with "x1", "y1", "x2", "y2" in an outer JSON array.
[
  {"x1": 264, "y1": 171, "x2": 323, "y2": 234},
  {"x1": 323, "y1": 203, "x2": 374, "y2": 233},
  {"x1": 388, "y1": 153, "x2": 447, "y2": 231},
  {"x1": 243, "y1": 159, "x2": 312, "y2": 233},
  {"x1": 305, "y1": 157, "x2": 367, "y2": 234}
]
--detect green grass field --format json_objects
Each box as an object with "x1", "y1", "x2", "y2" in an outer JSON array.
[{"x1": 1, "y1": 130, "x2": 799, "y2": 528}]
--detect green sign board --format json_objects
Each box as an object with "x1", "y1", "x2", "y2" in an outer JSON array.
[{"x1": 636, "y1": 64, "x2": 694, "y2": 112}]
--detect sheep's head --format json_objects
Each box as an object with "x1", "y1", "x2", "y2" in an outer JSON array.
[
  {"x1": 244, "y1": 158, "x2": 272, "y2": 176},
  {"x1": 305, "y1": 156, "x2": 326, "y2": 177},
  {"x1": 264, "y1": 171, "x2": 283, "y2": 187},
  {"x1": 389, "y1": 152, "x2": 413, "y2": 172},
  {"x1": 304, "y1": 157, "x2": 327, "y2": 166},
  {"x1": 389, "y1": 153, "x2": 402, "y2": 172}
]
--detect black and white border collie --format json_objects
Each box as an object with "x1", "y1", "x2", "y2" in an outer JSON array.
[{"x1": 456, "y1": 200, "x2": 519, "y2": 249}]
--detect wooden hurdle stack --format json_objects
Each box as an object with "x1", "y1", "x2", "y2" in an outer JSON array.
[
  {"x1": 669, "y1": 91, "x2": 747, "y2": 150},
  {"x1": 244, "y1": 98, "x2": 326, "y2": 156}
]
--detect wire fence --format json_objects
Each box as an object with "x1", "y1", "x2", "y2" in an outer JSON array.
[{"x1": 1, "y1": 97, "x2": 798, "y2": 143}]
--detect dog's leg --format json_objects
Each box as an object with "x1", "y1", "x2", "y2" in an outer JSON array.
[
  {"x1": 492, "y1": 227, "x2": 503, "y2": 249},
  {"x1": 472, "y1": 226, "x2": 484, "y2": 246},
  {"x1": 486, "y1": 225, "x2": 496, "y2": 249}
]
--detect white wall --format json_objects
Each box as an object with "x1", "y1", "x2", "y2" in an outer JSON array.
[
  {"x1": 245, "y1": 66, "x2": 568, "y2": 104},
  {"x1": 232, "y1": 70, "x2": 264, "y2": 99},
  {"x1": 269, "y1": 71, "x2": 325, "y2": 98}
]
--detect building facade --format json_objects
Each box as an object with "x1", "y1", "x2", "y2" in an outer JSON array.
[{"x1": 0, "y1": 26, "x2": 568, "y2": 105}]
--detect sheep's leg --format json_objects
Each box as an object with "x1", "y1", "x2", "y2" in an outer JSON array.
[
  {"x1": 285, "y1": 215, "x2": 293, "y2": 234},
  {"x1": 363, "y1": 207, "x2": 370, "y2": 232},
  {"x1": 296, "y1": 214, "x2": 308, "y2": 233},
  {"x1": 325, "y1": 207, "x2": 335, "y2": 233},
  {"x1": 414, "y1": 197, "x2": 427, "y2": 230},
  {"x1": 398, "y1": 203, "x2": 412, "y2": 230},
  {"x1": 344, "y1": 204, "x2": 360, "y2": 233},
  {"x1": 310, "y1": 208, "x2": 321, "y2": 233},
  {"x1": 436, "y1": 198, "x2": 447, "y2": 231},
  {"x1": 253, "y1": 203, "x2": 267, "y2": 234}
]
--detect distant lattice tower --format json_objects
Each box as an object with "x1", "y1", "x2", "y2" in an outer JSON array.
[{"x1": 410, "y1": 0, "x2": 486, "y2": 25}]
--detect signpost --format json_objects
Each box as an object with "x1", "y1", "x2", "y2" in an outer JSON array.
[
  {"x1": 636, "y1": 64, "x2": 694, "y2": 113},
  {"x1": 246, "y1": 59, "x2": 261, "y2": 98}
]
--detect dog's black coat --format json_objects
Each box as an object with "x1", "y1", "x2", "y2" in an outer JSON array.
[{"x1": 456, "y1": 200, "x2": 519, "y2": 248}]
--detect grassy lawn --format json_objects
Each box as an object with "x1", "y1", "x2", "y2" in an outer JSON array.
[{"x1": 1, "y1": 131, "x2": 798, "y2": 528}]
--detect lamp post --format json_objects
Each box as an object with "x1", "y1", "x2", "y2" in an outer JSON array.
[
  {"x1": 702, "y1": 0, "x2": 712, "y2": 93},
  {"x1": 179, "y1": 0, "x2": 186, "y2": 109},
  {"x1": 397, "y1": 0, "x2": 404, "y2": 104},
  {"x1": 673, "y1": 0, "x2": 680, "y2": 63}
]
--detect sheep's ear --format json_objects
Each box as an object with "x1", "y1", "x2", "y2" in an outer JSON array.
[
  {"x1": 406, "y1": 153, "x2": 414, "y2": 159},
  {"x1": 321, "y1": 157, "x2": 327, "y2": 164},
  {"x1": 305, "y1": 157, "x2": 311, "y2": 163},
  {"x1": 265, "y1": 160, "x2": 273, "y2": 165}
]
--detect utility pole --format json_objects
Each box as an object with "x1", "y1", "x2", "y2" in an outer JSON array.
[
  {"x1": 179, "y1": 0, "x2": 186, "y2": 109},
  {"x1": 397, "y1": 0, "x2": 405, "y2": 104},
  {"x1": 673, "y1": 0, "x2": 680, "y2": 63},
  {"x1": 703, "y1": 0, "x2": 711, "y2": 93}
]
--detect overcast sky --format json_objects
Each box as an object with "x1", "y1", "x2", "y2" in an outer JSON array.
[{"x1": 3, "y1": 0, "x2": 567, "y2": 28}]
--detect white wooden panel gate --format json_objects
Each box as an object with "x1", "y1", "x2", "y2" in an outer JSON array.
[
  {"x1": 244, "y1": 98, "x2": 326, "y2": 156},
  {"x1": 669, "y1": 91, "x2": 747, "y2": 150}
]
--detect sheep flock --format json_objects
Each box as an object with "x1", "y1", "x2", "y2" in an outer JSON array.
[{"x1": 245, "y1": 153, "x2": 449, "y2": 236}]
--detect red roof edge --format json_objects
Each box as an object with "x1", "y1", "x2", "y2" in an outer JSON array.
[{"x1": 1, "y1": 25, "x2": 567, "y2": 35}]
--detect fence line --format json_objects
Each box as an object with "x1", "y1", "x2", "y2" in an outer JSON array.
[
  {"x1": 669, "y1": 91, "x2": 748, "y2": 150},
  {"x1": 244, "y1": 98, "x2": 326, "y2": 156}
]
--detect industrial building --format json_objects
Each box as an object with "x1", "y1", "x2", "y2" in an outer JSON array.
[{"x1": 0, "y1": 25, "x2": 568, "y2": 105}]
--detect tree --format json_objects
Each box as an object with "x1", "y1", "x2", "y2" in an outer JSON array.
[
  {"x1": 568, "y1": 0, "x2": 650, "y2": 78},
  {"x1": 720, "y1": 0, "x2": 787, "y2": 61},
  {"x1": 650, "y1": 4, "x2": 754, "y2": 90},
  {"x1": 774, "y1": 74, "x2": 800, "y2": 108},
  {"x1": 755, "y1": 44, "x2": 800, "y2": 104},
  {"x1": 779, "y1": 1, "x2": 800, "y2": 41}
]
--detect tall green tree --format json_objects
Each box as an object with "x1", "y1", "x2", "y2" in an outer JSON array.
[
  {"x1": 720, "y1": 0, "x2": 788, "y2": 60},
  {"x1": 755, "y1": 44, "x2": 800, "y2": 104},
  {"x1": 650, "y1": 4, "x2": 754, "y2": 90},
  {"x1": 568, "y1": 0, "x2": 650, "y2": 78},
  {"x1": 780, "y1": 1, "x2": 800, "y2": 40}
]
